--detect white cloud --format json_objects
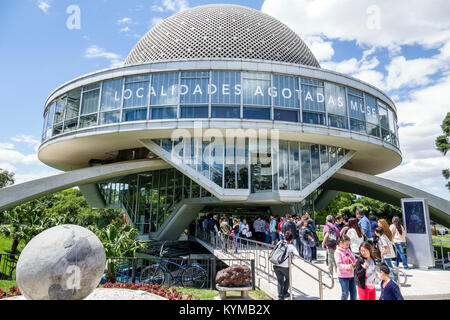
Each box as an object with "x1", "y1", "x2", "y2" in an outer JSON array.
[
  {"x1": 380, "y1": 75, "x2": 450, "y2": 200},
  {"x1": 261, "y1": 0, "x2": 450, "y2": 50},
  {"x1": 11, "y1": 134, "x2": 40, "y2": 151},
  {"x1": 0, "y1": 143, "x2": 15, "y2": 150},
  {"x1": 117, "y1": 17, "x2": 132, "y2": 25},
  {"x1": 151, "y1": 17, "x2": 165, "y2": 27},
  {"x1": 304, "y1": 36, "x2": 334, "y2": 62},
  {"x1": 152, "y1": 0, "x2": 189, "y2": 13},
  {"x1": 37, "y1": 1, "x2": 51, "y2": 14},
  {"x1": 13, "y1": 171, "x2": 59, "y2": 185},
  {"x1": 84, "y1": 45, "x2": 123, "y2": 67},
  {"x1": 119, "y1": 27, "x2": 130, "y2": 33}
]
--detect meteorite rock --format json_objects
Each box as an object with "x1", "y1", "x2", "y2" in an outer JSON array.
[
  {"x1": 16, "y1": 224, "x2": 106, "y2": 300},
  {"x1": 215, "y1": 264, "x2": 251, "y2": 287}
]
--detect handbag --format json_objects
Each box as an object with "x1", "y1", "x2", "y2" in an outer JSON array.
[{"x1": 247, "y1": 231, "x2": 252, "y2": 238}]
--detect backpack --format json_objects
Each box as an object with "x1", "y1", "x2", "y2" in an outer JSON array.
[
  {"x1": 326, "y1": 226, "x2": 338, "y2": 249},
  {"x1": 269, "y1": 240, "x2": 289, "y2": 265}
]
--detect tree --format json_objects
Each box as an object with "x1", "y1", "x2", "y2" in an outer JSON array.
[
  {"x1": 435, "y1": 112, "x2": 450, "y2": 191},
  {"x1": 316, "y1": 192, "x2": 355, "y2": 224},
  {"x1": 0, "y1": 169, "x2": 14, "y2": 188}
]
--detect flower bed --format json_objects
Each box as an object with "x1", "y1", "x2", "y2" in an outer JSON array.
[
  {"x1": 101, "y1": 282, "x2": 199, "y2": 300},
  {"x1": 0, "y1": 286, "x2": 21, "y2": 299}
]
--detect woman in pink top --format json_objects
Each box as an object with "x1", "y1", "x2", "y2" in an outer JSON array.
[{"x1": 334, "y1": 235, "x2": 357, "y2": 300}]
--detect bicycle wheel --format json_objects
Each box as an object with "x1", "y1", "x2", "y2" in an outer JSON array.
[
  {"x1": 140, "y1": 265, "x2": 165, "y2": 285},
  {"x1": 181, "y1": 266, "x2": 207, "y2": 288}
]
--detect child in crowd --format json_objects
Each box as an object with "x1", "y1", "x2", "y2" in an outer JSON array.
[
  {"x1": 355, "y1": 241, "x2": 379, "y2": 300},
  {"x1": 377, "y1": 263, "x2": 404, "y2": 300},
  {"x1": 334, "y1": 235, "x2": 357, "y2": 300}
]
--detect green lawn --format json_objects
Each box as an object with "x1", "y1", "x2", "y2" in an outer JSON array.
[{"x1": 172, "y1": 287, "x2": 271, "y2": 300}]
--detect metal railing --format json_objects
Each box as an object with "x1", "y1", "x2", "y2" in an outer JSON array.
[
  {"x1": 432, "y1": 238, "x2": 450, "y2": 270},
  {"x1": 195, "y1": 228, "x2": 335, "y2": 300},
  {"x1": 0, "y1": 254, "x2": 18, "y2": 281},
  {"x1": 104, "y1": 255, "x2": 256, "y2": 290}
]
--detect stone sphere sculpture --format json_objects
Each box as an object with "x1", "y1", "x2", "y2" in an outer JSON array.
[{"x1": 16, "y1": 224, "x2": 106, "y2": 300}]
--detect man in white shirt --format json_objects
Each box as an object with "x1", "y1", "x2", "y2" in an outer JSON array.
[{"x1": 272, "y1": 231, "x2": 299, "y2": 300}]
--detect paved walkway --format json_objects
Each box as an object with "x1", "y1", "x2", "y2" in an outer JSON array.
[{"x1": 196, "y1": 238, "x2": 450, "y2": 300}]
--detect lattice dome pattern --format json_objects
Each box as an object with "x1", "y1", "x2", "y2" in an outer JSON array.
[{"x1": 125, "y1": 4, "x2": 320, "y2": 67}]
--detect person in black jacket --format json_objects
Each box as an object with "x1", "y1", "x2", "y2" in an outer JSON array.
[{"x1": 282, "y1": 214, "x2": 299, "y2": 253}]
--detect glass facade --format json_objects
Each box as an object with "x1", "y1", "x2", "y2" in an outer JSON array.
[
  {"x1": 155, "y1": 138, "x2": 350, "y2": 193},
  {"x1": 42, "y1": 70, "x2": 399, "y2": 148},
  {"x1": 98, "y1": 168, "x2": 209, "y2": 234}
]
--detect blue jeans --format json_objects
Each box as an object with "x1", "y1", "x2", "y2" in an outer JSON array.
[
  {"x1": 394, "y1": 242, "x2": 409, "y2": 268},
  {"x1": 301, "y1": 240, "x2": 312, "y2": 262},
  {"x1": 338, "y1": 277, "x2": 357, "y2": 300},
  {"x1": 382, "y1": 258, "x2": 397, "y2": 282}
]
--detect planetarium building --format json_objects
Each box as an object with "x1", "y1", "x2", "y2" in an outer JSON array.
[{"x1": 1, "y1": 4, "x2": 448, "y2": 239}]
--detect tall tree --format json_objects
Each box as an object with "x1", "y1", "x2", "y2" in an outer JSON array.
[
  {"x1": 0, "y1": 169, "x2": 14, "y2": 188},
  {"x1": 435, "y1": 112, "x2": 450, "y2": 191}
]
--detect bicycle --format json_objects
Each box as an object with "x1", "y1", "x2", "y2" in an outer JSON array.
[{"x1": 139, "y1": 241, "x2": 208, "y2": 288}]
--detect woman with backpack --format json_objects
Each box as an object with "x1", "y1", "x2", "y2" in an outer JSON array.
[
  {"x1": 346, "y1": 218, "x2": 364, "y2": 258},
  {"x1": 334, "y1": 235, "x2": 357, "y2": 300},
  {"x1": 390, "y1": 216, "x2": 409, "y2": 269},
  {"x1": 299, "y1": 216, "x2": 314, "y2": 262},
  {"x1": 322, "y1": 215, "x2": 340, "y2": 277},
  {"x1": 270, "y1": 231, "x2": 299, "y2": 300},
  {"x1": 374, "y1": 226, "x2": 397, "y2": 282},
  {"x1": 355, "y1": 241, "x2": 380, "y2": 300}
]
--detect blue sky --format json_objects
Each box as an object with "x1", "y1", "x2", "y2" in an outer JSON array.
[{"x1": 0, "y1": 0, "x2": 449, "y2": 200}]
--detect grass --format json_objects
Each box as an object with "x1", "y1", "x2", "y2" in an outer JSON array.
[{"x1": 172, "y1": 287, "x2": 272, "y2": 300}]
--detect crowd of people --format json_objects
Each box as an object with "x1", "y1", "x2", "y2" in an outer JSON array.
[{"x1": 197, "y1": 208, "x2": 408, "y2": 301}]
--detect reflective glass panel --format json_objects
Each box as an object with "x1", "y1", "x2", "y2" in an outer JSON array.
[
  {"x1": 328, "y1": 114, "x2": 348, "y2": 129},
  {"x1": 54, "y1": 99, "x2": 65, "y2": 124},
  {"x1": 81, "y1": 89, "x2": 100, "y2": 115},
  {"x1": 151, "y1": 107, "x2": 177, "y2": 119},
  {"x1": 151, "y1": 72, "x2": 179, "y2": 105},
  {"x1": 211, "y1": 71, "x2": 241, "y2": 105},
  {"x1": 101, "y1": 78, "x2": 123, "y2": 111},
  {"x1": 300, "y1": 143, "x2": 311, "y2": 189},
  {"x1": 65, "y1": 89, "x2": 81, "y2": 120},
  {"x1": 180, "y1": 106, "x2": 208, "y2": 118},
  {"x1": 350, "y1": 118, "x2": 366, "y2": 133},
  {"x1": 243, "y1": 73, "x2": 271, "y2": 106},
  {"x1": 325, "y1": 83, "x2": 347, "y2": 116},
  {"x1": 123, "y1": 108, "x2": 147, "y2": 122},
  {"x1": 302, "y1": 112, "x2": 326, "y2": 125},
  {"x1": 320, "y1": 145, "x2": 329, "y2": 174},
  {"x1": 100, "y1": 111, "x2": 120, "y2": 125},
  {"x1": 289, "y1": 142, "x2": 300, "y2": 191},
  {"x1": 274, "y1": 109, "x2": 299, "y2": 122},
  {"x1": 279, "y1": 141, "x2": 289, "y2": 190},
  {"x1": 243, "y1": 107, "x2": 270, "y2": 120},
  {"x1": 211, "y1": 106, "x2": 240, "y2": 118},
  {"x1": 310, "y1": 144, "x2": 320, "y2": 181},
  {"x1": 273, "y1": 75, "x2": 299, "y2": 108},
  {"x1": 301, "y1": 79, "x2": 325, "y2": 112},
  {"x1": 364, "y1": 94, "x2": 378, "y2": 124},
  {"x1": 180, "y1": 72, "x2": 209, "y2": 105},
  {"x1": 347, "y1": 88, "x2": 365, "y2": 121},
  {"x1": 79, "y1": 114, "x2": 97, "y2": 128},
  {"x1": 378, "y1": 103, "x2": 389, "y2": 129},
  {"x1": 124, "y1": 81, "x2": 149, "y2": 108}
]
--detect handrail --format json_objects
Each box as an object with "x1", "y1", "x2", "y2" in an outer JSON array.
[
  {"x1": 291, "y1": 257, "x2": 335, "y2": 290},
  {"x1": 195, "y1": 227, "x2": 335, "y2": 299}
]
